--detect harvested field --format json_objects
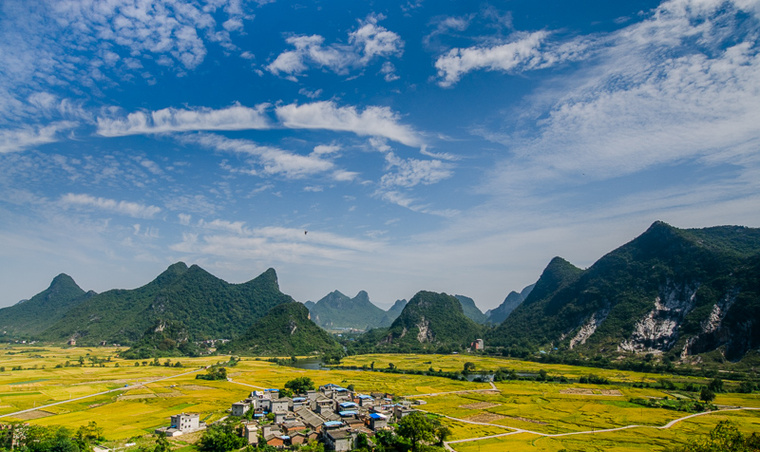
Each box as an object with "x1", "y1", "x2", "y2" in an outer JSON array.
[
  {"x1": 460, "y1": 402, "x2": 500, "y2": 410},
  {"x1": 504, "y1": 415, "x2": 548, "y2": 425},
  {"x1": 118, "y1": 393, "x2": 156, "y2": 400},
  {"x1": 560, "y1": 388, "x2": 622, "y2": 396},
  {"x1": 14, "y1": 410, "x2": 55, "y2": 420},
  {"x1": 181, "y1": 385, "x2": 214, "y2": 391},
  {"x1": 466, "y1": 412, "x2": 506, "y2": 423}
]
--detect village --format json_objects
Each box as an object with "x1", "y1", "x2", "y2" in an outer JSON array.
[{"x1": 156, "y1": 381, "x2": 422, "y2": 451}]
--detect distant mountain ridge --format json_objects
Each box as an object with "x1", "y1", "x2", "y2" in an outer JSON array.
[
  {"x1": 454, "y1": 295, "x2": 488, "y2": 324},
  {"x1": 489, "y1": 221, "x2": 760, "y2": 361},
  {"x1": 305, "y1": 290, "x2": 387, "y2": 330},
  {"x1": 486, "y1": 284, "x2": 534, "y2": 324}
]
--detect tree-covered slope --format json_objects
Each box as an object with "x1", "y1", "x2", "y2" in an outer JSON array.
[
  {"x1": 366, "y1": 291, "x2": 483, "y2": 352},
  {"x1": 0, "y1": 274, "x2": 93, "y2": 337},
  {"x1": 306, "y1": 290, "x2": 386, "y2": 330},
  {"x1": 489, "y1": 221, "x2": 760, "y2": 361},
  {"x1": 41, "y1": 263, "x2": 293, "y2": 345},
  {"x1": 455, "y1": 295, "x2": 488, "y2": 324},
  {"x1": 219, "y1": 302, "x2": 341, "y2": 356},
  {"x1": 378, "y1": 299, "x2": 407, "y2": 327}
]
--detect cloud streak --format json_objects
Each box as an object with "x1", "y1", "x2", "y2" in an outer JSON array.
[
  {"x1": 60, "y1": 193, "x2": 161, "y2": 218},
  {"x1": 276, "y1": 101, "x2": 424, "y2": 148},
  {"x1": 97, "y1": 104, "x2": 271, "y2": 136}
]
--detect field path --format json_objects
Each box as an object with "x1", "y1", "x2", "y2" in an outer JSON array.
[
  {"x1": 226, "y1": 378, "x2": 267, "y2": 390},
  {"x1": 440, "y1": 406, "x2": 760, "y2": 450},
  {"x1": 0, "y1": 367, "x2": 204, "y2": 420}
]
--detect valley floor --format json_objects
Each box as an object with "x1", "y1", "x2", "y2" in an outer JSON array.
[{"x1": 1, "y1": 347, "x2": 759, "y2": 451}]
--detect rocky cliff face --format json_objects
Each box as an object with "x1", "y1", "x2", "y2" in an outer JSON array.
[{"x1": 489, "y1": 222, "x2": 760, "y2": 361}]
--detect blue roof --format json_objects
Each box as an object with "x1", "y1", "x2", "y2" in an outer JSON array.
[
  {"x1": 323, "y1": 421, "x2": 343, "y2": 427},
  {"x1": 358, "y1": 394, "x2": 372, "y2": 399},
  {"x1": 339, "y1": 410, "x2": 358, "y2": 417},
  {"x1": 339, "y1": 402, "x2": 358, "y2": 408},
  {"x1": 293, "y1": 397, "x2": 306, "y2": 402},
  {"x1": 369, "y1": 413, "x2": 387, "y2": 419}
]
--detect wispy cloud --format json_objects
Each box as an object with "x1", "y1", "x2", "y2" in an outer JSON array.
[
  {"x1": 380, "y1": 152, "x2": 452, "y2": 188},
  {"x1": 276, "y1": 101, "x2": 424, "y2": 148},
  {"x1": 188, "y1": 134, "x2": 338, "y2": 180},
  {"x1": 434, "y1": 31, "x2": 591, "y2": 87},
  {"x1": 481, "y1": 0, "x2": 760, "y2": 194},
  {"x1": 267, "y1": 14, "x2": 403, "y2": 80},
  {"x1": 171, "y1": 223, "x2": 383, "y2": 264},
  {"x1": 97, "y1": 104, "x2": 271, "y2": 136},
  {"x1": 60, "y1": 193, "x2": 161, "y2": 218},
  {"x1": 0, "y1": 122, "x2": 77, "y2": 154}
]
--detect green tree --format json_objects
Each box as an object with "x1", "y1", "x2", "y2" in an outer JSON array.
[
  {"x1": 197, "y1": 422, "x2": 246, "y2": 452},
  {"x1": 284, "y1": 376, "x2": 315, "y2": 394},
  {"x1": 701, "y1": 387, "x2": 716, "y2": 403},
  {"x1": 670, "y1": 420, "x2": 760, "y2": 452},
  {"x1": 153, "y1": 432, "x2": 171, "y2": 452},
  {"x1": 397, "y1": 412, "x2": 450, "y2": 451},
  {"x1": 709, "y1": 378, "x2": 725, "y2": 393},
  {"x1": 463, "y1": 362, "x2": 476, "y2": 374}
]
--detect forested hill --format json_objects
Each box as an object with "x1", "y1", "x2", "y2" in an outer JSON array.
[
  {"x1": 219, "y1": 302, "x2": 342, "y2": 356},
  {"x1": 489, "y1": 221, "x2": 760, "y2": 361},
  {"x1": 39, "y1": 263, "x2": 294, "y2": 345},
  {"x1": 0, "y1": 273, "x2": 94, "y2": 337},
  {"x1": 358, "y1": 291, "x2": 483, "y2": 352}
]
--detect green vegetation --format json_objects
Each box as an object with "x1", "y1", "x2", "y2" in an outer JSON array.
[
  {"x1": 27, "y1": 263, "x2": 294, "y2": 348},
  {"x1": 0, "y1": 421, "x2": 103, "y2": 452},
  {"x1": 219, "y1": 302, "x2": 342, "y2": 356},
  {"x1": 454, "y1": 295, "x2": 488, "y2": 324},
  {"x1": 489, "y1": 222, "x2": 760, "y2": 362},
  {"x1": 196, "y1": 419, "x2": 247, "y2": 452},
  {"x1": 669, "y1": 421, "x2": 760, "y2": 452},
  {"x1": 0, "y1": 273, "x2": 91, "y2": 339},
  {"x1": 355, "y1": 291, "x2": 483, "y2": 353},
  {"x1": 121, "y1": 320, "x2": 202, "y2": 359},
  {"x1": 196, "y1": 366, "x2": 227, "y2": 381}
]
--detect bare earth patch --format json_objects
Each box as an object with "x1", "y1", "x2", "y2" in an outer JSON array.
[
  {"x1": 181, "y1": 385, "x2": 213, "y2": 391},
  {"x1": 14, "y1": 410, "x2": 55, "y2": 420},
  {"x1": 459, "y1": 402, "x2": 500, "y2": 409},
  {"x1": 466, "y1": 412, "x2": 506, "y2": 423},
  {"x1": 560, "y1": 388, "x2": 622, "y2": 396}
]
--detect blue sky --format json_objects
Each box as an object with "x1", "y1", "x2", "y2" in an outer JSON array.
[{"x1": 1, "y1": 0, "x2": 759, "y2": 311}]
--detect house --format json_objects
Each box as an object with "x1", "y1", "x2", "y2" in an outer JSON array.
[
  {"x1": 264, "y1": 433, "x2": 285, "y2": 448},
  {"x1": 289, "y1": 432, "x2": 307, "y2": 446},
  {"x1": 471, "y1": 338, "x2": 484, "y2": 350},
  {"x1": 323, "y1": 428, "x2": 352, "y2": 451},
  {"x1": 243, "y1": 423, "x2": 259, "y2": 445},
  {"x1": 294, "y1": 407, "x2": 326, "y2": 431},
  {"x1": 231, "y1": 402, "x2": 250, "y2": 417},
  {"x1": 271, "y1": 397, "x2": 291, "y2": 414},
  {"x1": 315, "y1": 396, "x2": 335, "y2": 414},
  {"x1": 154, "y1": 412, "x2": 205, "y2": 437},
  {"x1": 368, "y1": 413, "x2": 388, "y2": 431}
]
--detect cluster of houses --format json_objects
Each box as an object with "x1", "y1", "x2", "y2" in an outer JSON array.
[{"x1": 228, "y1": 383, "x2": 418, "y2": 450}]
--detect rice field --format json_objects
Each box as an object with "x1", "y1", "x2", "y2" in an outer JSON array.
[{"x1": 1, "y1": 347, "x2": 758, "y2": 451}]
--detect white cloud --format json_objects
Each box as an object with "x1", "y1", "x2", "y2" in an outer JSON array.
[
  {"x1": 0, "y1": 122, "x2": 76, "y2": 154},
  {"x1": 267, "y1": 14, "x2": 403, "y2": 79},
  {"x1": 482, "y1": 0, "x2": 760, "y2": 193},
  {"x1": 276, "y1": 101, "x2": 424, "y2": 148},
  {"x1": 170, "y1": 224, "x2": 383, "y2": 264},
  {"x1": 380, "y1": 152, "x2": 452, "y2": 188},
  {"x1": 60, "y1": 193, "x2": 161, "y2": 218},
  {"x1": 96, "y1": 104, "x2": 271, "y2": 136},
  {"x1": 312, "y1": 144, "x2": 341, "y2": 155},
  {"x1": 435, "y1": 30, "x2": 591, "y2": 87},
  {"x1": 178, "y1": 213, "x2": 192, "y2": 225},
  {"x1": 189, "y1": 134, "x2": 336, "y2": 179}
]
